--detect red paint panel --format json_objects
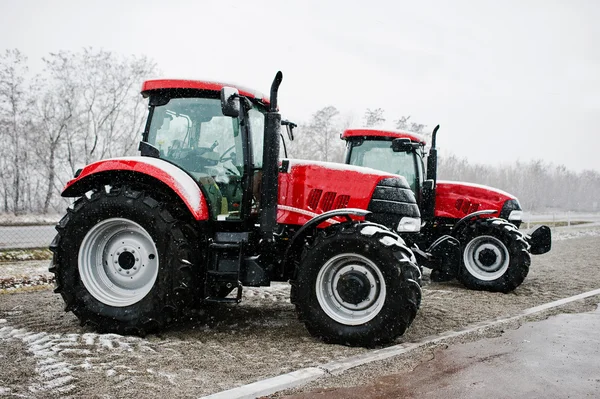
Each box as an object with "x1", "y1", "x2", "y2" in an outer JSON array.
[
  {"x1": 141, "y1": 79, "x2": 270, "y2": 104},
  {"x1": 342, "y1": 128, "x2": 426, "y2": 145},
  {"x1": 63, "y1": 157, "x2": 209, "y2": 221},
  {"x1": 435, "y1": 181, "x2": 515, "y2": 219},
  {"x1": 277, "y1": 161, "x2": 394, "y2": 226}
]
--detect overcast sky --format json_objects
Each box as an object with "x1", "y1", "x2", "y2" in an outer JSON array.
[{"x1": 1, "y1": 0, "x2": 598, "y2": 171}]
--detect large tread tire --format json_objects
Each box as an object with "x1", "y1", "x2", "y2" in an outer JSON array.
[
  {"x1": 49, "y1": 185, "x2": 198, "y2": 335},
  {"x1": 457, "y1": 218, "x2": 530, "y2": 293},
  {"x1": 290, "y1": 221, "x2": 422, "y2": 347}
]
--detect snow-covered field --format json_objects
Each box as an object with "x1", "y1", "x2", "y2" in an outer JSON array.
[{"x1": 0, "y1": 228, "x2": 599, "y2": 397}]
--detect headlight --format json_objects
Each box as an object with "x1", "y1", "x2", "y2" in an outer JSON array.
[
  {"x1": 397, "y1": 216, "x2": 421, "y2": 232},
  {"x1": 500, "y1": 199, "x2": 522, "y2": 220},
  {"x1": 508, "y1": 210, "x2": 523, "y2": 221}
]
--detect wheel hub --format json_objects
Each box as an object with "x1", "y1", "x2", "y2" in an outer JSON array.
[
  {"x1": 463, "y1": 235, "x2": 510, "y2": 281},
  {"x1": 478, "y1": 248, "x2": 497, "y2": 267},
  {"x1": 79, "y1": 218, "x2": 159, "y2": 307},
  {"x1": 118, "y1": 251, "x2": 136, "y2": 270},
  {"x1": 336, "y1": 272, "x2": 371, "y2": 305},
  {"x1": 315, "y1": 254, "x2": 386, "y2": 326}
]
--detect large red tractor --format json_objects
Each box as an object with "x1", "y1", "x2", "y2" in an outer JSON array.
[
  {"x1": 49, "y1": 73, "x2": 425, "y2": 346},
  {"x1": 343, "y1": 126, "x2": 551, "y2": 293}
]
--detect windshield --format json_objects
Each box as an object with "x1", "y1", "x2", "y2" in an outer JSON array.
[
  {"x1": 147, "y1": 97, "x2": 243, "y2": 175},
  {"x1": 146, "y1": 97, "x2": 247, "y2": 219},
  {"x1": 349, "y1": 140, "x2": 420, "y2": 192}
]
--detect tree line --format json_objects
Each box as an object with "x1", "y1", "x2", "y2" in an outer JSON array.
[
  {"x1": 287, "y1": 107, "x2": 600, "y2": 213},
  {"x1": 0, "y1": 49, "x2": 597, "y2": 214},
  {"x1": 0, "y1": 49, "x2": 155, "y2": 215}
]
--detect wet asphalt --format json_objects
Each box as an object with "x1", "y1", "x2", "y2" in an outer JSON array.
[{"x1": 283, "y1": 305, "x2": 600, "y2": 399}]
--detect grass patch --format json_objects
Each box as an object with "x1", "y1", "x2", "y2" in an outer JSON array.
[{"x1": 0, "y1": 248, "x2": 52, "y2": 262}]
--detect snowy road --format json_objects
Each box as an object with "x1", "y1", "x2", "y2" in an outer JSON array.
[{"x1": 0, "y1": 225, "x2": 56, "y2": 249}]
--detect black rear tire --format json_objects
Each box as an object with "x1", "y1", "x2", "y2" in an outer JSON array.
[
  {"x1": 457, "y1": 218, "x2": 530, "y2": 293},
  {"x1": 291, "y1": 222, "x2": 422, "y2": 347},
  {"x1": 49, "y1": 185, "x2": 198, "y2": 335}
]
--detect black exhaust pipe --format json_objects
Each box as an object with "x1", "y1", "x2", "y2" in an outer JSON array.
[
  {"x1": 260, "y1": 71, "x2": 283, "y2": 241},
  {"x1": 426, "y1": 124, "x2": 440, "y2": 183}
]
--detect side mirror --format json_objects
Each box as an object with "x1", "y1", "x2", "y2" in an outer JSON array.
[
  {"x1": 220, "y1": 87, "x2": 240, "y2": 117},
  {"x1": 392, "y1": 138, "x2": 414, "y2": 152},
  {"x1": 281, "y1": 119, "x2": 296, "y2": 141}
]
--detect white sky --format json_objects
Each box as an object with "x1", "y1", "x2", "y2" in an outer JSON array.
[{"x1": 1, "y1": 0, "x2": 598, "y2": 171}]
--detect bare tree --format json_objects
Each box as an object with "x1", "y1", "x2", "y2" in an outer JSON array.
[
  {"x1": 0, "y1": 49, "x2": 30, "y2": 215},
  {"x1": 42, "y1": 49, "x2": 156, "y2": 176},
  {"x1": 363, "y1": 108, "x2": 385, "y2": 127},
  {"x1": 31, "y1": 77, "x2": 75, "y2": 213}
]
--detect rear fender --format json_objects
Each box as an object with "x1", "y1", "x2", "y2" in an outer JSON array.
[
  {"x1": 282, "y1": 208, "x2": 371, "y2": 279},
  {"x1": 62, "y1": 157, "x2": 209, "y2": 221}
]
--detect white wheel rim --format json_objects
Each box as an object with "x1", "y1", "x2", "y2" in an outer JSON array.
[
  {"x1": 78, "y1": 218, "x2": 159, "y2": 307},
  {"x1": 463, "y1": 235, "x2": 509, "y2": 281},
  {"x1": 315, "y1": 253, "x2": 386, "y2": 326}
]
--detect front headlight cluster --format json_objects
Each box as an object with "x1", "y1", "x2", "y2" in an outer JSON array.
[
  {"x1": 397, "y1": 216, "x2": 421, "y2": 232},
  {"x1": 500, "y1": 199, "x2": 523, "y2": 223}
]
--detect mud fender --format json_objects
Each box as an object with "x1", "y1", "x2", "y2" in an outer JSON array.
[
  {"x1": 282, "y1": 208, "x2": 371, "y2": 278},
  {"x1": 62, "y1": 157, "x2": 209, "y2": 220}
]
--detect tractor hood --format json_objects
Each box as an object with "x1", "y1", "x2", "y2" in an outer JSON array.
[
  {"x1": 434, "y1": 180, "x2": 518, "y2": 220},
  {"x1": 277, "y1": 159, "x2": 402, "y2": 226}
]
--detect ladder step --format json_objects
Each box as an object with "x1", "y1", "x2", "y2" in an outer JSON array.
[
  {"x1": 204, "y1": 297, "x2": 240, "y2": 304},
  {"x1": 209, "y1": 242, "x2": 241, "y2": 250}
]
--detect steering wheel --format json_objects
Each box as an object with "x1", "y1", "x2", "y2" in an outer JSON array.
[{"x1": 219, "y1": 145, "x2": 236, "y2": 163}]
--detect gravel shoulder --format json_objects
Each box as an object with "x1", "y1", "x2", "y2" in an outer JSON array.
[{"x1": 1, "y1": 229, "x2": 599, "y2": 398}]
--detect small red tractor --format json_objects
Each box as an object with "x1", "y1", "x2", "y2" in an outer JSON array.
[
  {"x1": 342, "y1": 126, "x2": 552, "y2": 293},
  {"x1": 49, "y1": 73, "x2": 428, "y2": 347}
]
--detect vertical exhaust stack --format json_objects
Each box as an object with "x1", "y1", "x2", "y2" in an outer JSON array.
[
  {"x1": 260, "y1": 71, "x2": 283, "y2": 241},
  {"x1": 426, "y1": 125, "x2": 440, "y2": 183}
]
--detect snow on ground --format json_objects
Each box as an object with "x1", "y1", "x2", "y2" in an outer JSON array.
[
  {"x1": 0, "y1": 322, "x2": 155, "y2": 396},
  {"x1": 552, "y1": 227, "x2": 600, "y2": 241},
  {"x1": 1, "y1": 234, "x2": 599, "y2": 398},
  {"x1": 0, "y1": 213, "x2": 62, "y2": 226}
]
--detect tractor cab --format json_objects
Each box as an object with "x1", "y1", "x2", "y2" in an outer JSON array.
[
  {"x1": 343, "y1": 128, "x2": 429, "y2": 202},
  {"x1": 139, "y1": 80, "x2": 272, "y2": 222}
]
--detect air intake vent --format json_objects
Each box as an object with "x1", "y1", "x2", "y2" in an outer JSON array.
[
  {"x1": 334, "y1": 195, "x2": 350, "y2": 209},
  {"x1": 307, "y1": 189, "x2": 323, "y2": 210},
  {"x1": 455, "y1": 198, "x2": 480, "y2": 214},
  {"x1": 321, "y1": 192, "x2": 337, "y2": 211}
]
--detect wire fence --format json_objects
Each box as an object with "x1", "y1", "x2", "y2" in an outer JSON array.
[
  {"x1": 0, "y1": 212, "x2": 598, "y2": 252},
  {"x1": 0, "y1": 224, "x2": 57, "y2": 250}
]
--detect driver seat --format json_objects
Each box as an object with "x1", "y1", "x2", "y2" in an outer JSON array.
[{"x1": 190, "y1": 173, "x2": 228, "y2": 219}]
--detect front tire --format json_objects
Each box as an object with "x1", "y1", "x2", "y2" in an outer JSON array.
[
  {"x1": 291, "y1": 222, "x2": 422, "y2": 347},
  {"x1": 457, "y1": 218, "x2": 530, "y2": 293},
  {"x1": 49, "y1": 186, "x2": 197, "y2": 335}
]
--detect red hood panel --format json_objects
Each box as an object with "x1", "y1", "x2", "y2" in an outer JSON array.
[
  {"x1": 277, "y1": 159, "x2": 397, "y2": 226},
  {"x1": 435, "y1": 180, "x2": 516, "y2": 219}
]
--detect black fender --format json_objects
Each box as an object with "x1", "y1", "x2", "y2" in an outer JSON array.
[
  {"x1": 451, "y1": 209, "x2": 497, "y2": 237},
  {"x1": 526, "y1": 224, "x2": 552, "y2": 255},
  {"x1": 282, "y1": 208, "x2": 371, "y2": 279}
]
